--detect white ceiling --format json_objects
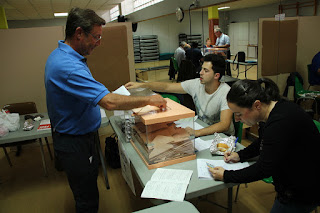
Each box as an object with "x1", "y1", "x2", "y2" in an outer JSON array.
[
  {"x1": 0, "y1": 0, "x2": 123, "y2": 20},
  {"x1": 0, "y1": 0, "x2": 281, "y2": 21}
]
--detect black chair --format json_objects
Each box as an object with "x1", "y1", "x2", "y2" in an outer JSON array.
[
  {"x1": 177, "y1": 60, "x2": 197, "y2": 82},
  {"x1": 1, "y1": 102, "x2": 53, "y2": 167}
]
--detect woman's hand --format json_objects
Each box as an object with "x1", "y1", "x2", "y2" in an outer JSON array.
[
  {"x1": 224, "y1": 151, "x2": 240, "y2": 163},
  {"x1": 125, "y1": 82, "x2": 143, "y2": 90},
  {"x1": 209, "y1": 167, "x2": 225, "y2": 181}
]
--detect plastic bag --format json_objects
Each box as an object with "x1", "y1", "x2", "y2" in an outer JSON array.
[
  {"x1": 0, "y1": 110, "x2": 20, "y2": 132},
  {"x1": 0, "y1": 124, "x2": 9, "y2": 137}
]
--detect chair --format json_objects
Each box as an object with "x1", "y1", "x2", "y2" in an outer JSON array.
[
  {"x1": 295, "y1": 76, "x2": 320, "y2": 120},
  {"x1": 177, "y1": 60, "x2": 197, "y2": 82},
  {"x1": 160, "y1": 93, "x2": 180, "y2": 103},
  {"x1": 313, "y1": 120, "x2": 320, "y2": 132},
  {"x1": 1, "y1": 102, "x2": 53, "y2": 167}
]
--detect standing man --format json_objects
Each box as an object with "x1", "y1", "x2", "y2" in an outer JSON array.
[
  {"x1": 126, "y1": 54, "x2": 234, "y2": 137},
  {"x1": 45, "y1": 8, "x2": 166, "y2": 213},
  {"x1": 174, "y1": 41, "x2": 190, "y2": 68},
  {"x1": 214, "y1": 28, "x2": 231, "y2": 76}
]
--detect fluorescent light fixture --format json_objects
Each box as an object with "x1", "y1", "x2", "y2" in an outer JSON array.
[
  {"x1": 218, "y1": 6, "x2": 230, "y2": 10},
  {"x1": 54, "y1": 13, "x2": 68, "y2": 17}
]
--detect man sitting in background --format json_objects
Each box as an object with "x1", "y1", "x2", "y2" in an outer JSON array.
[
  {"x1": 125, "y1": 54, "x2": 235, "y2": 137},
  {"x1": 186, "y1": 42, "x2": 204, "y2": 73}
]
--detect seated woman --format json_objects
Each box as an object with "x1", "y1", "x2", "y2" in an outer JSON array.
[{"x1": 210, "y1": 78, "x2": 320, "y2": 212}]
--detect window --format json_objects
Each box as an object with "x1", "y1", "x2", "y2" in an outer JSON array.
[
  {"x1": 133, "y1": 0, "x2": 163, "y2": 12},
  {"x1": 110, "y1": 5, "x2": 120, "y2": 21}
]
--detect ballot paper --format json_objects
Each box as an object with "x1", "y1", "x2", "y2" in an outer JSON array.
[
  {"x1": 141, "y1": 168, "x2": 193, "y2": 202},
  {"x1": 197, "y1": 159, "x2": 250, "y2": 180},
  {"x1": 195, "y1": 137, "x2": 213, "y2": 151},
  {"x1": 174, "y1": 116, "x2": 203, "y2": 130},
  {"x1": 112, "y1": 85, "x2": 132, "y2": 116}
]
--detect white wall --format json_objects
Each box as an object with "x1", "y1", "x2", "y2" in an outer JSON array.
[{"x1": 133, "y1": 11, "x2": 209, "y2": 53}]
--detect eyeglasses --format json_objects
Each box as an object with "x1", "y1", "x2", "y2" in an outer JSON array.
[{"x1": 88, "y1": 32, "x2": 102, "y2": 42}]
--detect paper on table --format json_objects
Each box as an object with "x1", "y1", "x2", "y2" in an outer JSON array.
[
  {"x1": 195, "y1": 138, "x2": 213, "y2": 151},
  {"x1": 141, "y1": 168, "x2": 193, "y2": 202},
  {"x1": 197, "y1": 159, "x2": 250, "y2": 180}
]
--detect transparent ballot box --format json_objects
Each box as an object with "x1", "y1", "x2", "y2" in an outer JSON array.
[{"x1": 130, "y1": 98, "x2": 196, "y2": 169}]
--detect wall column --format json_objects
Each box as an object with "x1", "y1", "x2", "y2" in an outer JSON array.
[
  {"x1": 0, "y1": 6, "x2": 8, "y2": 29},
  {"x1": 208, "y1": 6, "x2": 219, "y2": 45}
]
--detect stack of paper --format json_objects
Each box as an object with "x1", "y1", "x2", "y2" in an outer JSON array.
[
  {"x1": 197, "y1": 159, "x2": 250, "y2": 180},
  {"x1": 37, "y1": 119, "x2": 51, "y2": 131},
  {"x1": 141, "y1": 168, "x2": 193, "y2": 202}
]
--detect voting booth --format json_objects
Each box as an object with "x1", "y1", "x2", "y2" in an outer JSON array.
[{"x1": 129, "y1": 98, "x2": 196, "y2": 169}]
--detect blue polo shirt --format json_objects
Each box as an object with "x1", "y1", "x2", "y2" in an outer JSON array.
[{"x1": 45, "y1": 40, "x2": 110, "y2": 135}]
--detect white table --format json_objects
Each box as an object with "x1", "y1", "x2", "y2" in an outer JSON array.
[
  {"x1": 226, "y1": 59, "x2": 258, "y2": 79},
  {"x1": 110, "y1": 116, "x2": 247, "y2": 213},
  {"x1": 0, "y1": 113, "x2": 110, "y2": 189}
]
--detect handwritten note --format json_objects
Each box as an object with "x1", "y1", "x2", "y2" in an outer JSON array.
[{"x1": 197, "y1": 159, "x2": 250, "y2": 180}]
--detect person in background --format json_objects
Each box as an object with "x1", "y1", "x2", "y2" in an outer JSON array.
[
  {"x1": 204, "y1": 38, "x2": 213, "y2": 48},
  {"x1": 174, "y1": 41, "x2": 190, "y2": 68},
  {"x1": 44, "y1": 8, "x2": 166, "y2": 213},
  {"x1": 203, "y1": 38, "x2": 214, "y2": 55},
  {"x1": 186, "y1": 41, "x2": 204, "y2": 73},
  {"x1": 214, "y1": 28, "x2": 231, "y2": 76},
  {"x1": 210, "y1": 78, "x2": 320, "y2": 213},
  {"x1": 310, "y1": 51, "x2": 320, "y2": 85},
  {"x1": 125, "y1": 54, "x2": 235, "y2": 137}
]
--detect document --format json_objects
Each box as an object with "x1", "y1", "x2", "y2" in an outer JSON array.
[
  {"x1": 141, "y1": 168, "x2": 193, "y2": 202},
  {"x1": 197, "y1": 159, "x2": 250, "y2": 180}
]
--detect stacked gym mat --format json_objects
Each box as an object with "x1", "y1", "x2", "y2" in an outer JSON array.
[
  {"x1": 178, "y1": 33, "x2": 202, "y2": 47},
  {"x1": 133, "y1": 35, "x2": 141, "y2": 63},
  {"x1": 139, "y1": 35, "x2": 159, "y2": 62}
]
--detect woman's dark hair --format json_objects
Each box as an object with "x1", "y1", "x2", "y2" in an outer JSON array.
[
  {"x1": 203, "y1": 54, "x2": 225, "y2": 80},
  {"x1": 227, "y1": 78, "x2": 280, "y2": 108},
  {"x1": 65, "y1": 8, "x2": 106, "y2": 40}
]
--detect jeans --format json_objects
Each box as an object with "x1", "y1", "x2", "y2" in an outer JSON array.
[{"x1": 270, "y1": 197, "x2": 318, "y2": 213}]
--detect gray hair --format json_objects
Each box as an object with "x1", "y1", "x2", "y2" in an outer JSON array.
[
  {"x1": 180, "y1": 41, "x2": 187, "y2": 47},
  {"x1": 215, "y1": 28, "x2": 222, "y2": 33}
]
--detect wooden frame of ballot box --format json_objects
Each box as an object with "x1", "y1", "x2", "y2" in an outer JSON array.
[{"x1": 130, "y1": 98, "x2": 196, "y2": 170}]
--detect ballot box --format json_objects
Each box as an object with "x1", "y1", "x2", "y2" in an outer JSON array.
[{"x1": 130, "y1": 98, "x2": 196, "y2": 169}]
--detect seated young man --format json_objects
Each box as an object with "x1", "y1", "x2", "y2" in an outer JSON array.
[{"x1": 125, "y1": 54, "x2": 235, "y2": 137}]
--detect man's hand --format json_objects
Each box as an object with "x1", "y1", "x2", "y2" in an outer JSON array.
[
  {"x1": 148, "y1": 94, "x2": 167, "y2": 109},
  {"x1": 209, "y1": 167, "x2": 225, "y2": 181},
  {"x1": 224, "y1": 151, "x2": 240, "y2": 163},
  {"x1": 125, "y1": 82, "x2": 143, "y2": 90}
]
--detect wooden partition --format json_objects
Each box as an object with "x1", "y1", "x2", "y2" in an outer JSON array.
[
  {"x1": 258, "y1": 16, "x2": 320, "y2": 93},
  {"x1": 0, "y1": 22, "x2": 135, "y2": 112},
  {"x1": 87, "y1": 22, "x2": 135, "y2": 92},
  {"x1": 0, "y1": 26, "x2": 64, "y2": 112}
]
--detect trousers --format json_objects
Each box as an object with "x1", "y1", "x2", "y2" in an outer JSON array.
[
  {"x1": 52, "y1": 130, "x2": 100, "y2": 213},
  {"x1": 270, "y1": 197, "x2": 318, "y2": 213}
]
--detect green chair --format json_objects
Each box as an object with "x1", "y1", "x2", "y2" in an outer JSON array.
[
  {"x1": 313, "y1": 120, "x2": 320, "y2": 132},
  {"x1": 171, "y1": 57, "x2": 179, "y2": 74},
  {"x1": 160, "y1": 94, "x2": 180, "y2": 103},
  {"x1": 233, "y1": 120, "x2": 243, "y2": 143}
]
